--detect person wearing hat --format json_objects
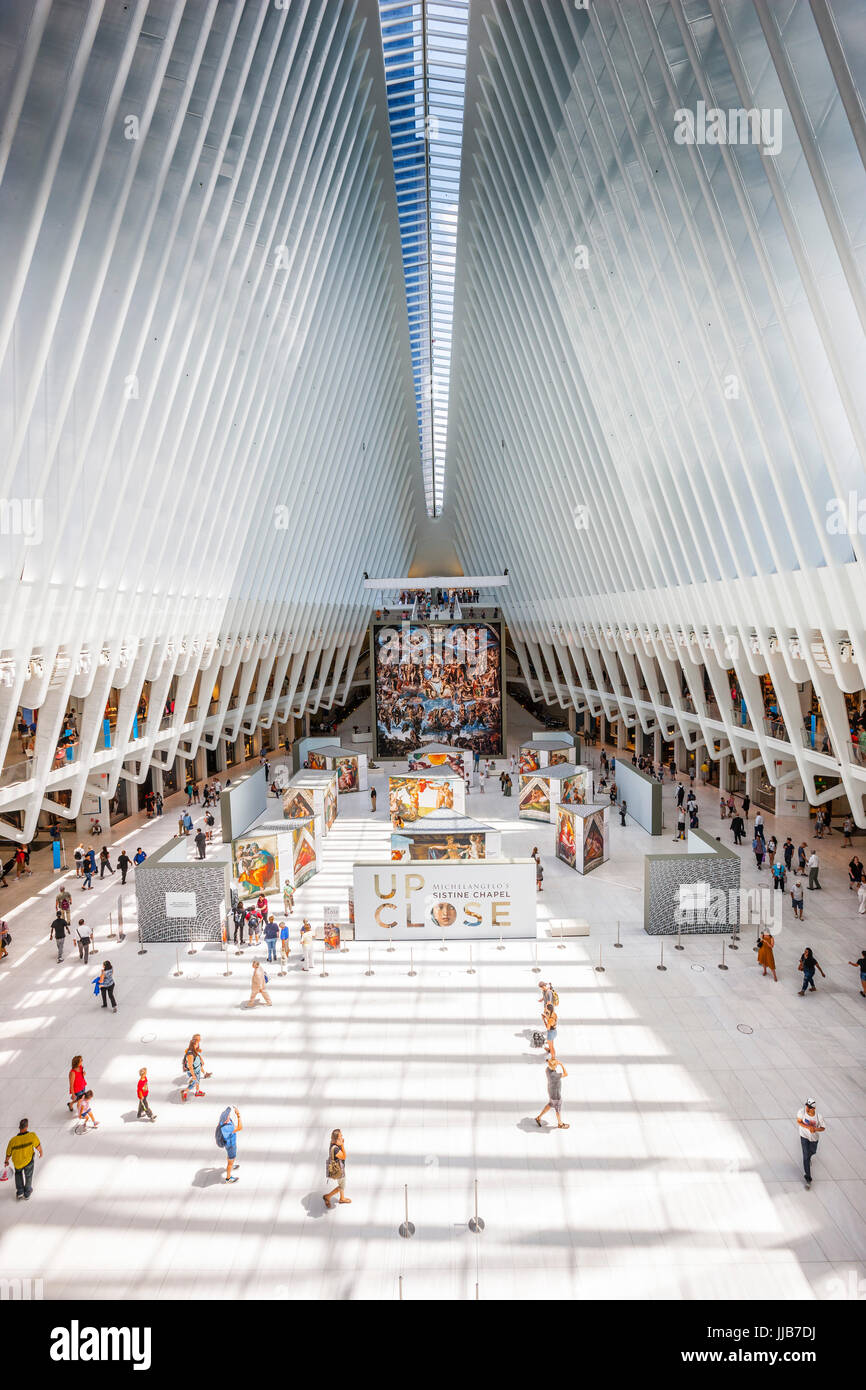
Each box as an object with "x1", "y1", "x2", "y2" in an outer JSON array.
[{"x1": 796, "y1": 1099, "x2": 826, "y2": 1186}]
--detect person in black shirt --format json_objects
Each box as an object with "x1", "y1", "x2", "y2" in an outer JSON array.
[
  {"x1": 117, "y1": 850, "x2": 131, "y2": 884},
  {"x1": 49, "y1": 914, "x2": 69, "y2": 962}
]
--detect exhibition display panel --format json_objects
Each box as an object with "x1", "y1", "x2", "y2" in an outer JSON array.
[
  {"x1": 296, "y1": 735, "x2": 337, "y2": 771},
  {"x1": 556, "y1": 803, "x2": 610, "y2": 874},
  {"x1": 643, "y1": 828, "x2": 741, "y2": 934},
  {"x1": 518, "y1": 763, "x2": 593, "y2": 822},
  {"x1": 388, "y1": 771, "x2": 466, "y2": 824},
  {"x1": 219, "y1": 765, "x2": 267, "y2": 842},
  {"x1": 372, "y1": 617, "x2": 504, "y2": 758},
  {"x1": 135, "y1": 837, "x2": 231, "y2": 944},
  {"x1": 352, "y1": 858, "x2": 536, "y2": 940},
  {"x1": 283, "y1": 769, "x2": 337, "y2": 838},
  {"x1": 615, "y1": 760, "x2": 663, "y2": 835},
  {"x1": 390, "y1": 809, "x2": 501, "y2": 861},
  {"x1": 232, "y1": 815, "x2": 318, "y2": 898},
  {"x1": 309, "y1": 745, "x2": 369, "y2": 793},
  {"x1": 407, "y1": 742, "x2": 469, "y2": 779},
  {"x1": 518, "y1": 738, "x2": 573, "y2": 774}
]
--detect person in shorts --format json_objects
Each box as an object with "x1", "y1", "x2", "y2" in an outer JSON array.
[
  {"x1": 219, "y1": 1105, "x2": 242, "y2": 1183},
  {"x1": 323, "y1": 1128, "x2": 351, "y2": 1208},
  {"x1": 536, "y1": 1058, "x2": 569, "y2": 1129}
]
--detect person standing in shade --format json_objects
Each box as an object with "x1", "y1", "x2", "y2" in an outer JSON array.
[
  {"x1": 217, "y1": 1105, "x2": 242, "y2": 1183},
  {"x1": 232, "y1": 900, "x2": 246, "y2": 945},
  {"x1": 194, "y1": 828, "x2": 207, "y2": 860},
  {"x1": 323, "y1": 1129, "x2": 350, "y2": 1208},
  {"x1": 264, "y1": 916, "x2": 279, "y2": 963},
  {"x1": 49, "y1": 912, "x2": 69, "y2": 962},
  {"x1": 797, "y1": 947, "x2": 826, "y2": 996},
  {"x1": 807, "y1": 849, "x2": 821, "y2": 890},
  {"x1": 619, "y1": 800, "x2": 627, "y2": 827},
  {"x1": 3, "y1": 1120, "x2": 43, "y2": 1201},
  {"x1": 797, "y1": 1099, "x2": 825, "y2": 1187},
  {"x1": 842, "y1": 815, "x2": 854, "y2": 848},
  {"x1": 675, "y1": 782, "x2": 684, "y2": 809},
  {"x1": 791, "y1": 879, "x2": 805, "y2": 920},
  {"x1": 742, "y1": 793, "x2": 750, "y2": 819},
  {"x1": 300, "y1": 920, "x2": 314, "y2": 971},
  {"x1": 137, "y1": 1068, "x2": 156, "y2": 1121},
  {"x1": 247, "y1": 958, "x2": 272, "y2": 1007},
  {"x1": 369, "y1": 786, "x2": 377, "y2": 813},
  {"x1": 98, "y1": 959, "x2": 117, "y2": 1011},
  {"x1": 74, "y1": 917, "x2": 92, "y2": 965},
  {"x1": 730, "y1": 812, "x2": 745, "y2": 846},
  {"x1": 797, "y1": 842, "x2": 808, "y2": 875},
  {"x1": 847, "y1": 950, "x2": 866, "y2": 998},
  {"x1": 535, "y1": 1057, "x2": 569, "y2": 1129},
  {"x1": 117, "y1": 849, "x2": 131, "y2": 885},
  {"x1": 757, "y1": 930, "x2": 777, "y2": 982}
]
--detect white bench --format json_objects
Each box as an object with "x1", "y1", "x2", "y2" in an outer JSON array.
[{"x1": 546, "y1": 918, "x2": 590, "y2": 938}]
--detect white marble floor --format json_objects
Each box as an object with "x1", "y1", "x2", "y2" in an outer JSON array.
[{"x1": 1, "y1": 707, "x2": 865, "y2": 1300}]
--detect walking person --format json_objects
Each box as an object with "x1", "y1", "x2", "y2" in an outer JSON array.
[
  {"x1": 49, "y1": 912, "x2": 69, "y2": 961},
  {"x1": 752, "y1": 834, "x2": 764, "y2": 871},
  {"x1": 282, "y1": 880, "x2": 294, "y2": 916},
  {"x1": 842, "y1": 815, "x2": 854, "y2": 847},
  {"x1": 3, "y1": 1120, "x2": 43, "y2": 1201},
  {"x1": 791, "y1": 879, "x2": 805, "y2": 920},
  {"x1": 247, "y1": 958, "x2": 272, "y2": 1007},
  {"x1": 76, "y1": 1091, "x2": 98, "y2": 1131},
  {"x1": 742, "y1": 793, "x2": 750, "y2": 819},
  {"x1": 797, "y1": 842, "x2": 808, "y2": 875},
  {"x1": 848, "y1": 855, "x2": 863, "y2": 891},
  {"x1": 807, "y1": 848, "x2": 821, "y2": 890},
  {"x1": 542, "y1": 1005, "x2": 558, "y2": 1060},
  {"x1": 82, "y1": 849, "x2": 95, "y2": 890},
  {"x1": 117, "y1": 849, "x2": 131, "y2": 884},
  {"x1": 797, "y1": 947, "x2": 826, "y2": 996},
  {"x1": 279, "y1": 919, "x2": 290, "y2": 967},
  {"x1": 98, "y1": 959, "x2": 117, "y2": 1011},
  {"x1": 847, "y1": 950, "x2": 866, "y2": 998},
  {"x1": 194, "y1": 828, "x2": 207, "y2": 860},
  {"x1": 783, "y1": 837, "x2": 795, "y2": 872},
  {"x1": 99, "y1": 846, "x2": 115, "y2": 878},
  {"x1": 137, "y1": 1068, "x2": 156, "y2": 1121},
  {"x1": 181, "y1": 1035, "x2": 210, "y2": 1102},
  {"x1": 323, "y1": 1129, "x2": 350, "y2": 1207},
  {"x1": 300, "y1": 919, "x2": 314, "y2": 971},
  {"x1": 67, "y1": 1055, "x2": 87, "y2": 1113},
  {"x1": 797, "y1": 1099, "x2": 825, "y2": 1187},
  {"x1": 730, "y1": 813, "x2": 745, "y2": 846},
  {"x1": 74, "y1": 843, "x2": 84, "y2": 877},
  {"x1": 56, "y1": 888, "x2": 72, "y2": 924},
  {"x1": 535, "y1": 1057, "x2": 569, "y2": 1129},
  {"x1": 216, "y1": 1105, "x2": 242, "y2": 1183},
  {"x1": 74, "y1": 917, "x2": 92, "y2": 964},
  {"x1": 757, "y1": 929, "x2": 778, "y2": 982},
  {"x1": 619, "y1": 799, "x2": 627, "y2": 827}
]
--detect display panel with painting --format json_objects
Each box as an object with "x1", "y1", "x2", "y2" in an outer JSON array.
[
  {"x1": 283, "y1": 787, "x2": 315, "y2": 820},
  {"x1": 556, "y1": 807, "x2": 576, "y2": 868},
  {"x1": 372, "y1": 620, "x2": 503, "y2": 757},
  {"x1": 336, "y1": 755, "x2": 358, "y2": 793},
  {"x1": 519, "y1": 748, "x2": 541, "y2": 774},
  {"x1": 391, "y1": 831, "x2": 486, "y2": 861},
  {"x1": 292, "y1": 821, "x2": 317, "y2": 887},
  {"x1": 581, "y1": 808, "x2": 607, "y2": 873},
  {"x1": 408, "y1": 745, "x2": 467, "y2": 779},
  {"x1": 548, "y1": 749, "x2": 570, "y2": 767},
  {"x1": 324, "y1": 779, "x2": 337, "y2": 830},
  {"x1": 560, "y1": 768, "x2": 592, "y2": 805},
  {"x1": 233, "y1": 835, "x2": 279, "y2": 899},
  {"x1": 518, "y1": 774, "x2": 551, "y2": 821},
  {"x1": 388, "y1": 773, "x2": 462, "y2": 824}
]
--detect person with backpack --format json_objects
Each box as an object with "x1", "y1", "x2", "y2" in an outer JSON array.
[
  {"x1": 56, "y1": 889, "x2": 72, "y2": 924},
  {"x1": 216, "y1": 1105, "x2": 242, "y2": 1183},
  {"x1": 232, "y1": 899, "x2": 246, "y2": 945},
  {"x1": 82, "y1": 848, "x2": 95, "y2": 889},
  {"x1": 323, "y1": 1129, "x2": 350, "y2": 1208},
  {"x1": 117, "y1": 849, "x2": 131, "y2": 884},
  {"x1": 98, "y1": 846, "x2": 115, "y2": 878},
  {"x1": 181, "y1": 1035, "x2": 210, "y2": 1102}
]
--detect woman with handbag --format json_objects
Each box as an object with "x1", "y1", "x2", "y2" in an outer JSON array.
[
  {"x1": 323, "y1": 1129, "x2": 350, "y2": 1208},
  {"x1": 757, "y1": 931, "x2": 777, "y2": 982},
  {"x1": 797, "y1": 948, "x2": 825, "y2": 996}
]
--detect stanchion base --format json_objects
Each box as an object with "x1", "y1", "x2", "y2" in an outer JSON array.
[
  {"x1": 319, "y1": 970, "x2": 329, "y2": 978},
  {"x1": 728, "y1": 943, "x2": 739, "y2": 950},
  {"x1": 364, "y1": 970, "x2": 375, "y2": 976},
  {"x1": 468, "y1": 1217, "x2": 485, "y2": 1233},
  {"x1": 173, "y1": 971, "x2": 183, "y2": 977},
  {"x1": 674, "y1": 944, "x2": 685, "y2": 951},
  {"x1": 594, "y1": 965, "x2": 606, "y2": 973},
  {"x1": 496, "y1": 944, "x2": 505, "y2": 951},
  {"x1": 613, "y1": 942, "x2": 623, "y2": 948},
  {"x1": 531, "y1": 966, "x2": 541, "y2": 973},
  {"x1": 398, "y1": 1222, "x2": 415, "y2": 1239},
  {"x1": 137, "y1": 948, "x2": 147, "y2": 955},
  {"x1": 340, "y1": 947, "x2": 350, "y2": 953},
  {"x1": 467, "y1": 968, "x2": 476, "y2": 975},
  {"x1": 408, "y1": 970, "x2": 417, "y2": 977},
  {"x1": 656, "y1": 964, "x2": 667, "y2": 971},
  {"x1": 223, "y1": 970, "x2": 232, "y2": 977},
  {"x1": 718, "y1": 963, "x2": 729, "y2": 970},
  {"x1": 187, "y1": 948, "x2": 197, "y2": 955}
]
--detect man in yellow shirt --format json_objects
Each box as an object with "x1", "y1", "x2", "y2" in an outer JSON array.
[{"x1": 4, "y1": 1119, "x2": 43, "y2": 1200}]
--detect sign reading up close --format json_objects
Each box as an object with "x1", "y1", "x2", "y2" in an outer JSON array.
[{"x1": 352, "y1": 860, "x2": 535, "y2": 941}]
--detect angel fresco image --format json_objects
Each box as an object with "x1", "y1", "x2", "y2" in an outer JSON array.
[
  {"x1": 518, "y1": 774, "x2": 551, "y2": 821},
  {"x1": 283, "y1": 787, "x2": 315, "y2": 820},
  {"x1": 519, "y1": 749, "x2": 540, "y2": 774},
  {"x1": 561, "y1": 771, "x2": 590, "y2": 806},
  {"x1": 234, "y1": 837, "x2": 278, "y2": 897},
  {"x1": 583, "y1": 810, "x2": 606, "y2": 871},
  {"x1": 389, "y1": 774, "x2": 455, "y2": 824},
  {"x1": 374, "y1": 621, "x2": 502, "y2": 757}
]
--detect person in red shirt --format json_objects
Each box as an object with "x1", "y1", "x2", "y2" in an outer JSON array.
[
  {"x1": 256, "y1": 894, "x2": 269, "y2": 922},
  {"x1": 137, "y1": 1067, "x2": 156, "y2": 1122}
]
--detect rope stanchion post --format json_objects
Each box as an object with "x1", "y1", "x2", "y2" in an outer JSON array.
[
  {"x1": 398, "y1": 1183, "x2": 415, "y2": 1238},
  {"x1": 467, "y1": 944, "x2": 475, "y2": 975},
  {"x1": 718, "y1": 939, "x2": 728, "y2": 971},
  {"x1": 107, "y1": 912, "x2": 115, "y2": 941},
  {"x1": 173, "y1": 949, "x2": 183, "y2": 977},
  {"x1": 594, "y1": 943, "x2": 605, "y2": 973},
  {"x1": 728, "y1": 927, "x2": 739, "y2": 951},
  {"x1": 365, "y1": 946, "x2": 374, "y2": 976},
  {"x1": 496, "y1": 933, "x2": 504, "y2": 951},
  {"x1": 408, "y1": 947, "x2": 416, "y2": 977},
  {"x1": 468, "y1": 1177, "x2": 485, "y2": 1233},
  {"x1": 657, "y1": 938, "x2": 667, "y2": 972},
  {"x1": 674, "y1": 920, "x2": 684, "y2": 950},
  {"x1": 439, "y1": 930, "x2": 448, "y2": 952},
  {"x1": 223, "y1": 940, "x2": 232, "y2": 977},
  {"x1": 613, "y1": 921, "x2": 622, "y2": 948},
  {"x1": 319, "y1": 948, "x2": 329, "y2": 979},
  {"x1": 557, "y1": 921, "x2": 566, "y2": 951},
  {"x1": 531, "y1": 941, "x2": 540, "y2": 973}
]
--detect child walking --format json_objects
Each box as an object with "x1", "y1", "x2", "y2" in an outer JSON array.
[
  {"x1": 77, "y1": 1090, "x2": 99, "y2": 1130},
  {"x1": 137, "y1": 1067, "x2": 156, "y2": 1121}
]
